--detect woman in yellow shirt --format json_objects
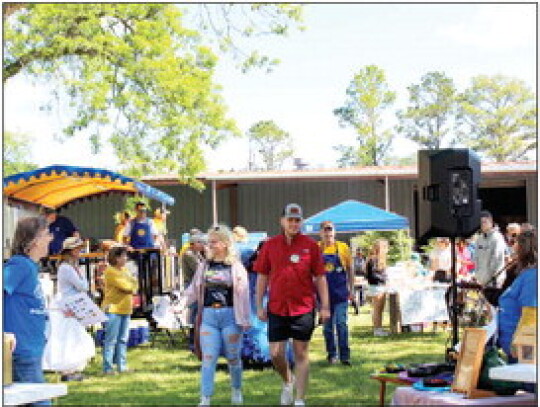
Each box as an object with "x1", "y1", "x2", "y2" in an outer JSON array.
[{"x1": 101, "y1": 245, "x2": 138, "y2": 374}]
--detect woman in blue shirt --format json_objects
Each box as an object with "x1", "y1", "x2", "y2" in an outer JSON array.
[
  {"x1": 4, "y1": 216, "x2": 53, "y2": 406},
  {"x1": 497, "y1": 229, "x2": 537, "y2": 361}
]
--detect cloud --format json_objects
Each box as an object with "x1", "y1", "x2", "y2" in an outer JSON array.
[{"x1": 438, "y1": 6, "x2": 535, "y2": 49}]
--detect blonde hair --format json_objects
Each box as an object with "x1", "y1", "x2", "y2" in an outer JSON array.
[{"x1": 207, "y1": 224, "x2": 237, "y2": 265}]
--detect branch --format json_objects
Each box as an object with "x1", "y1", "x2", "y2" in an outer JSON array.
[
  {"x1": 3, "y1": 45, "x2": 101, "y2": 81},
  {"x1": 3, "y1": 3, "x2": 27, "y2": 19}
]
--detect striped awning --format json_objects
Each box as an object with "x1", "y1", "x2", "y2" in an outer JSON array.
[{"x1": 3, "y1": 165, "x2": 175, "y2": 209}]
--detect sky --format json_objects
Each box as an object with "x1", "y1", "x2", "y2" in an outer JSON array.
[{"x1": 3, "y1": 3, "x2": 537, "y2": 173}]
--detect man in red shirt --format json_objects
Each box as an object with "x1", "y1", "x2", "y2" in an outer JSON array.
[{"x1": 254, "y1": 203, "x2": 330, "y2": 407}]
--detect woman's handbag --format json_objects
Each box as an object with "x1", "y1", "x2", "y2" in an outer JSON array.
[
  {"x1": 477, "y1": 346, "x2": 521, "y2": 395},
  {"x1": 193, "y1": 309, "x2": 203, "y2": 361}
]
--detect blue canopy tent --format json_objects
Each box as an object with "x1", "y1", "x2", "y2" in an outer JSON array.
[{"x1": 302, "y1": 199, "x2": 409, "y2": 233}]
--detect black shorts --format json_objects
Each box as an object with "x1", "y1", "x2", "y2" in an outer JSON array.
[{"x1": 268, "y1": 309, "x2": 316, "y2": 342}]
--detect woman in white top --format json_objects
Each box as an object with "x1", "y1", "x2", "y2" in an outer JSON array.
[
  {"x1": 43, "y1": 237, "x2": 95, "y2": 381},
  {"x1": 429, "y1": 238, "x2": 452, "y2": 282},
  {"x1": 57, "y1": 239, "x2": 89, "y2": 298}
]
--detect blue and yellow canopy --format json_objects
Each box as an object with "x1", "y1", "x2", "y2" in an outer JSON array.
[{"x1": 3, "y1": 165, "x2": 175, "y2": 209}]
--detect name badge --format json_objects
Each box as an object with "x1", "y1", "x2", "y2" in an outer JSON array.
[{"x1": 290, "y1": 254, "x2": 300, "y2": 263}]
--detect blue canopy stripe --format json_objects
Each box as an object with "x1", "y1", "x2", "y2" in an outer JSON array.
[{"x1": 302, "y1": 199, "x2": 408, "y2": 233}]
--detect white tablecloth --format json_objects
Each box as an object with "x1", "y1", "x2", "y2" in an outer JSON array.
[
  {"x1": 391, "y1": 387, "x2": 536, "y2": 406},
  {"x1": 490, "y1": 364, "x2": 537, "y2": 383},
  {"x1": 3, "y1": 383, "x2": 67, "y2": 406}
]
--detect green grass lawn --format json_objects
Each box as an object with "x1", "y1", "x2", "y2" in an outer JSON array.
[{"x1": 51, "y1": 306, "x2": 449, "y2": 406}]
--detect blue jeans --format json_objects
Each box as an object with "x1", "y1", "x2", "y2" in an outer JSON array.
[
  {"x1": 12, "y1": 354, "x2": 51, "y2": 406},
  {"x1": 199, "y1": 307, "x2": 243, "y2": 397},
  {"x1": 103, "y1": 313, "x2": 130, "y2": 373},
  {"x1": 323, "y1": 301, "x2": 350, "y2": 361}
]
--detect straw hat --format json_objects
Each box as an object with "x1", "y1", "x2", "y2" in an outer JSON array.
[{"x1": 62, "y1": 237, "x2": 85, "y2": 251}]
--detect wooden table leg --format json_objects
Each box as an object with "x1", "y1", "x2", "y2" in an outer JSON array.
[{"x1": 379, "y1": 380, "x2": 386, "y2": 407}]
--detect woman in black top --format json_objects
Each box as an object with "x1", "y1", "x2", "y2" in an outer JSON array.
[{"x1": 366, "y1": 239, "x2": 389, "y2": 337}]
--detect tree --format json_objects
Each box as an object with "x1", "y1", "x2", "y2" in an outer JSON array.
[
  {"x1": 396, "y1": 71, "x2": 458, "y2": 150},
  {"x1": 3, "y1": 131, "x2": 38, "y2": 176},
  {"x1": 247, "y1": 120, "x2": 294, "y2": 170},
  {"x1": 457, "y1": 75, "x2": 536, "y2": 162},
  {"x1": 333, "y1": 65, "x2": 396, "y2": 167},
  {"x1": 3, "y1": 4, "x2": 304, "y2": 188}
]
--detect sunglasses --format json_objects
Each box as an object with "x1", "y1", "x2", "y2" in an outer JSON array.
[{"x1": 323, "y1": 226, "x2": 334, "y2": 231}]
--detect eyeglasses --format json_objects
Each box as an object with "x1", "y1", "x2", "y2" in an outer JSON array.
[{"x1": 323, "y1": 226, "x2": 334, "y2": 231}]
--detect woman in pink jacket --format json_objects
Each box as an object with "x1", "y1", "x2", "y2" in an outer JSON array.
[{"x1": 182, "y1": 224, "x2": 251, "y2": 406}]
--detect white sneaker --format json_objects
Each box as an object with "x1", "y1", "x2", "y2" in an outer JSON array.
[
  {"x1": 374, "y1": 328, "x2": 389, "y2": 337},
  {"x1": 294, "y1": 400, "x2": 305, "y2": 406},
  {"x1": 198, "y1": 396, "x2": 211, "y2": 406},
  {"x1": 231, "y1": 388, "x2": 243, "y2": 404},
  {"x1": 280, "y1": 376, "x2": 295, "y2": 405}
]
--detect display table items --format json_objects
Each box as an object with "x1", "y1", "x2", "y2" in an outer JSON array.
[
  {"x1": 3, "y1": 383, "x2": 68, "y2": 406},
  {"x1": 391, "y1": 386, "x2": 536, "y2": 406}
]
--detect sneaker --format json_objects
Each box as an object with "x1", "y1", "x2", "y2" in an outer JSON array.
[
  {"x1": 341, "y1": 360, "x2": 352, "y2": 367},
  {"x1": 374, "y1": 328, "x2": 389, "y2": 337},
  {"x1": 280, "y1": 376, "x2": 295, "y2": 405},
  {"x1": 327, "y1": 356, "x2": 338, "y2": 365},
  {"x1": 294, "y1": 400, "x2": 305, "y2": 406},
  {"x1": 231, "y1": 388, "x2": 243, "y2": 404},
  {"x1": 198, "y1": 396, "x2": 211, "y2": 406}
]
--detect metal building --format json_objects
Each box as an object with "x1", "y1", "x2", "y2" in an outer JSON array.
[
  {"x1": 73, "y1": 161, "x2": 536, "y2": 243},
  {"x1": 15, "y1": 161, "x2": 531, "y2": 246}
]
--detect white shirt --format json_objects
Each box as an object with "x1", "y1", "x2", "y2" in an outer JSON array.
[{"x1": 57, "y1": 262, "x2": 89, "y2": 298}]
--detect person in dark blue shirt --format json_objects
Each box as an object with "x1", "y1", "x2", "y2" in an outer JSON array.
[
  {"x1": 43, "y1": 208, "x2": 79, "y2": 255},
  {"x1": 4, "y1": 216, "x2": 53, "y2": 406}
]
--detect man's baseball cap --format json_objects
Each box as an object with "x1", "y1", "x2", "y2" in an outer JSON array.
[{"x1": 282, "y1": 203, "x2": 303, "y2": 219}]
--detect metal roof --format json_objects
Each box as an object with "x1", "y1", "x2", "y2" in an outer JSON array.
[{"x1": 142, "y1": 161, "x2": 537, "y2": 185}]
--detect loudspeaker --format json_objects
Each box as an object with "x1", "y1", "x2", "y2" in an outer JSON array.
[{"x1": 417, "y1": 149, "x2": 482, "y2": 243}]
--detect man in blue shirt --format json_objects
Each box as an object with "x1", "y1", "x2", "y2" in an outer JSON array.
[{"x1": 43, "y1": 208, "x2": 79, "y2": 255}]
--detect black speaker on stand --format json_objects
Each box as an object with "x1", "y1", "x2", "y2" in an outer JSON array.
[{"x1": 417, "y1": 149, "x2": 482, "y2": 358}]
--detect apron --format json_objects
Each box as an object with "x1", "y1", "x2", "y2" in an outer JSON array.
[
  {"x1": 130, "y1": 219, "x2": 154, "y2": 248},
  {"x1": 323, "y1": 245, "x2": 349, "y2": 306}
]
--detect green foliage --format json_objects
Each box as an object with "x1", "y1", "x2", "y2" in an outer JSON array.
[
  {"x1": 333, "y1": 65, "x2": 396, "y2": 167},
  {"x1": 3, "y1": 4, "x2": 304, "y2": 188},
  {"x1": 457, "y1": 75, "x2": 537, "y2": 162},
  {"x1": 124, "y1": 195, "x2": 151, "y2": 214},
  {"x1": 186, "y1": 4, "x2": 304, "y2": 74},
  {"x1": 3, "y1": 131, "x2": 38, "y2": 176},
  {"x1": 396, "y1": 71, "x2": 458, "y2": 150},
  {"x1": 247, "y1": 120, "x2": 294, "y2": 170},
  {"x1": 351, "y1": 229, "x2": 414, "y2": 265}
]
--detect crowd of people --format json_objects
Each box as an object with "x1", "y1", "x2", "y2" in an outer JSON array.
[{"x1": 3, "y1": 203, "x2": 537, "y2": 406}]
